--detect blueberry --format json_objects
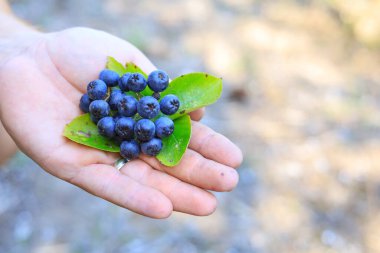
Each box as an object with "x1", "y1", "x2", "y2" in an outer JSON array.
[
  {"x1": 79, "y1": 93, "x2": 92, "y2": 113},
  {"x1": 115, "y1": 117, "x2": 135, "y2": 140},
  {"x1": 90, "y1": 115, "x2": 102, "y2": 124},
  {"x1": 134, "y1": 119, "x2": 155, "y2": 142},
  {"x1": 160, "y1": 94, "x2": 180, "y2": 115},
  {"x1": 89, "y1": 100, "x2": 110, "y2": 120},
  {"x1": 152, "y1": 92, "x2": 160, "y2": 100},
  {"x1": 141, "y1": 138, "x2": 163, "y2": 156},
  {"x1": 113, "y1": 113, "x2": 123, "y2": 122},
  {"x1": 109, "y1": 89, "x2": 123, "y2": 110},
  {"x1": 97, "y1": 116, "x2": 116, "y2": 138},
  {"x1": 87, "y1": 79, "x2": 108, "y2": 100},
  {"x1": 137, "y1": 96, "x2": 160, "y2": 119},
  {"x1": 99, "y1": 69, "x2": 119, "y2": 87},
  {"x1": 117, "y1": 94, "x2": 138, "y2": 117},
  {"x1": 120, "y1": 140, "x2": 140, "y2": 160},
  {"x1": 155, "y1": 117, "x2": 174, "y2": 138},
  {"x1": 147, "y1": 70, "x2": 169, "y2": 92},
  {"x1": 118, "y1": 73, "x2": 131, "y2": 92},
  {"x1": 127, "y1": 73, "x2": 147, "y2": 92}
]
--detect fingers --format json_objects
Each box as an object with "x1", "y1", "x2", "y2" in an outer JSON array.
[
  {"x1": 47, "y1": 28, "x2": 157, "y2": 90},
  {"x1": 139, "y1": 149, "x2": 239, "y2": 192},
  {"x1": 120, "y1": 160, "x2": 217, "y2": 216},
  {"x1": 69, "y1": 164, "x2": 173, "y2": 219},
  {"x1": 189, "y1": 108, "x2": 205, "y2": 121},
  {"x1": 189, "y1": 121, "x2": 243, "y2": 168}
]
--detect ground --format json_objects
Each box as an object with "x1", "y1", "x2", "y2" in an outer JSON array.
[{"x1": 1, "y1": 0, "x2": 380, "y2": 252}]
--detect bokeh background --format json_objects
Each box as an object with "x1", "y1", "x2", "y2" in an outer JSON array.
[{"x1": 1, "y1": 0, "x2": 380, "y2": 252}]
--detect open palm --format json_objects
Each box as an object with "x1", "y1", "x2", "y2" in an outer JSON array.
[{"x1": 0, "y1": 27, "x2": 242, "y2": 218}]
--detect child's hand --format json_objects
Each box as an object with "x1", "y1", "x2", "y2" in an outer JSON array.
[{"x1": 0, "y1": 27, "x2": 242, "y2": 218}]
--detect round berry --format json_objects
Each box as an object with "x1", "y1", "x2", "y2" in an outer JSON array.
[
  {"x1": 117, "y1": 94, "x2": 138, "y2": 117},
  {"x1": 134, "y1": 119, "x2": 155, "y2": 142},
  {"x1": 120, "y1": 140, "x2": 140, "y2": 160},
  {"x1": 141, "y1": 138, "x2": 163, "y2": 156},
  {"x1": 152, "y1": 92, "x2": 161, "y2": 100},
  {"x1": 127, "y1": 73, "x2": 147, "y2": 92},
  {"x1": 97, "y1": 116, "x2": 116, "y2": 138},
  {"x1": 155, "y1": 117, "x2": 174, "y2": 138},
  {"x1": 89, "y1": 100, "x2": 110, "y2": 119},
  {"x1": 147, "y1": 70, "x2": 169, "y2": 92},
  {"x1": 99, "y1": 69, "x2": 119, "y2": 87},
  {"x1": 108, "y1": 89, "x2": 123, "y2": 111},
  {"x1": 87, "y1": 79, "x2": 108, "y2": 100},
  {"x1": 90, "y1": 114, "x2": 101, "y2": 124},
  {"x1": 79, "y1": 93, "x2": 92, "y2": 113},
  {"x1": 115, "y1": 117, "x2": 135, "y2": 140},
  {"x1": 137, "y1": 96, "x2": 160, "y2": 119},
  {"x1": 118, "y1": 73, "x2": 131, "y2": 92},
  {"x1": 160, "y1": 94, "x2": 180, "y2": 115}
]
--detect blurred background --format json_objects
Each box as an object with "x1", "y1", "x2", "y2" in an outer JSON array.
[{"x1": 1, "y1": 0, "x2": 380, "y2": 252}]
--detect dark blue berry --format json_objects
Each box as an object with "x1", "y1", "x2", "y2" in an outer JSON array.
[
  {"x1": 127, "y1": 73, "x2": 147, "y2": 92},
  {"x1": 152, "y1": 92, "x2": 160, "y2": 100},
  {"x1": 120, "y1": 140, "x2": 140, "y2": 160},
  {"x1": 141, "y1": 138, "x2": 163, "y2": 156},
  {"x1": 160, "y1": 94, "x2": 180, "y2": 115},
  {"x1": 118, "y1": 73, "x2": 131, "y2": 92},
  {"x1": 87, "y1": 79, "x2": 108, "y2": 100},
  {"x1": 134, "y1": 119, "x2": 155, "y2": 142},
  {"x1": 99, "y1": 69, "x2": 119, "y2": 87},
  {"x1": 108, "y1": 89, "x2": 123, "y2": 110},
  {"x1": 113, "y1": 113, "x2": 123, "y2": 122},
  {"x1": 155, "y1": 117, "x2": 174, "y2": 138},
  {"x1": 90, "y1": 114, "x2": 102, "y2": 124},
  {"x1": 79, "y1": 93, "x2": 92, "y2": 113},
  {"x1": 117, "y1": 94, "x2": 138, "y2": 117},
  {"x1": 147, "y1": 70, "x2": 169, "y2": 92},
  {"x1": 97, "y1": 116, "x2": 116, "y2": 138},
  {"x1": 115, "y1": 117, "x2": 135, "y2": 140},
  {"x1": 89, "y1": 100, "x2": 110, "y2": 119},
  {"x1": 137, "y1": 96, "x2": 160, "y2": 119}
]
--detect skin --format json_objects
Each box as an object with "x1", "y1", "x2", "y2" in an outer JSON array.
[{"x1": 0, "y1": 2, "x2": 243, "y2": 218}]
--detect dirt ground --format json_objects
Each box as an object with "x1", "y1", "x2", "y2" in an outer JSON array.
[{"x1": 1, "y1": 0, "x2": 380, "y2": 252}]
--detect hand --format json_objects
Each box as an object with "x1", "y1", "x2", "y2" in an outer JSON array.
[{"x1": 0, "y1": 27, "x2": 243, "y2": 218}]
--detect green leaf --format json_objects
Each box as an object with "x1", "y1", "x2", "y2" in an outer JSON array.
[
  {"x1": 63, "y1": 113, "x2": 191, "y2": 166},
  {"x1": 106, "y1": 56, "x2": 127, "y2": 76},
  {"x1": 63, "y1": 114, "x2": 119, "y2": 152},
  {"x1": 125, "y1": 62, "x2": 147, "y2": 78},
  {"x1": 162, "y1": 73, "x2": 223, "y2": 120},
  {"x1": 156, "y1": 115, "x2": 191, "y2": 166}
]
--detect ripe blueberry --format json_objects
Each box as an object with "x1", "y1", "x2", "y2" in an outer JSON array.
[
  {"x1": 108, "y1": 89, "x2": 123, "y2": 110},
  {"x1": 127, "y1": 73, "x2": 147, "y2": 92},
  {"x1": 120, "y1": 140, "x2": 140, "y2": 160},
  {"x1": 89, "y1": 100, "x2": 110, "y2": 119},
  {"x1": 147, "y1": 70, "x2": 169, "y2": 92},
  {"x1": 152, "y1": 92, "x2": 160, "y2": 100},
  {"x1": 137, "y1": 96, "x2": 160, "y2": 119},
  {"x1": 134, "y1": 119, "x2": 155, "y2": 142},
  {"x1": 117, "y1": 94, "x2": 138, "y2": 117},
  {"x1": 79, "y1": 93, "x2": 92, "y2": 113},
  {"x1": 115, "y1": 117, "x2": 135, "y2": 140},
  {"x1": 118, "y1": 73, "x2": 131, "y2": 92},
  {"x1": 160, "y1": 94, "x2": 180, "y2": 115},
  {"x1": 97, "y1": 116, "x2": 116, "y2": 138},
  {"x1": 99, "y1": 69, "x2": 119, "y2": 87},
  {"x1": 141, "y1": 138, "x2": 163, "y2": 156},
  {"x1": 87, "y1": 79, "x2": 108, "y2": 100},
  {"x1": 155, "y1": 117, "x2": 174, "y2": 138}
]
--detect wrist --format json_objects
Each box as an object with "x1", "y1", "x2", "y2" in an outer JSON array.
[{"x1": 0, "y1": 12, "x2": 43, "y2": 65}]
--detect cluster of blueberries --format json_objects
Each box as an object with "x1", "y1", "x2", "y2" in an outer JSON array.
[{"x1": 79, "y1": 69, "x2": 180, "y2": 160}]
